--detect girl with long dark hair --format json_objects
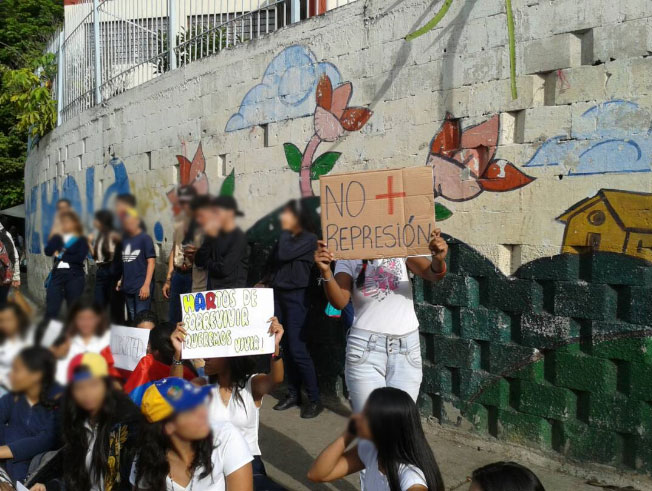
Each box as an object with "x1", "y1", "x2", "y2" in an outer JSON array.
[
  {"x1": 44, "y1": 210, "x2": 89, "y2": 320},
  {"x1": 170, "y1": 318, "x2": 285, "y2": 490},
  {"x1": 90, "y1": 210, "x2": 121, "y2": 314},
  {"x1": 131, "y1": 377, "x2": 253, "y2": 490},
  {"x1": 469, "y1": 462, "x2": 545, "y2": 491},
  {"x1": 29, "y1": 352, "x2": 141, "y2": 491},
  {"x1": 0, "y1": 347, "x2": 60, "y2": 484},
  {"x1": 308, "y1": 387, "x2": 444, "y2": 491},
  {"x1": 261, "y1": 199, "x2": 321, "y2": 419},
  {"x1": 0, "y1": 303, "x2": 32, "y2": 394},
  {"x1": 54, "y1": 300, "x2": 110, "y2": 385},
  {"x1": 315, "y1": 229, "x2": 448, "y2": 413}
]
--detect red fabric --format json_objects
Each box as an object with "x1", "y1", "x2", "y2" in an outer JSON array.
[
  {"x1": 100, "y1": 346, "x2": 129, "y2": 381},
  {"x1": 124, "y1": 354, "x2": 195, "y2": 394}
]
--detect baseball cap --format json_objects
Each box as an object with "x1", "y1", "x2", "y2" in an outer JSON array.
[
  {"x1": 178, "y1": 185, "x2": 197, "y2": 203},
  {"x1": 67, "y1": 352, "x2": 109, "y2": 383},
  {"x1": 212, "y1": 195, "x2": 244, "y2": 217},
  {"x1": 140, "y1": 377, "x2": 212, "y2": 423}
]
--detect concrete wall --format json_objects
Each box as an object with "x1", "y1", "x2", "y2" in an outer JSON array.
[{"x1": 25, "y1": 0, "x2": 652, "y2": 472}]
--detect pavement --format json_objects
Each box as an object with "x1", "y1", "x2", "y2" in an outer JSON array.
[{"x1": 258, "y1": 393, "x2": 652, "y2": 491}]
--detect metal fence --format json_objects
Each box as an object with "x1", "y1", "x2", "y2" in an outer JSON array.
[{"x1": 47, "y1": 0, "x2": 357, "y2": 124}]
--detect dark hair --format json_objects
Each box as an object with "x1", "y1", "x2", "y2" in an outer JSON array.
[
  {"x1": 61, "y1": 376, "x2": 136, "y2": 489},
  {"x1": 134, "y1": 417, "x2": 214, "y2": 490},
  {"x1": 16, "y1": 347, "x2": 56, "y2": 409},
  {"x1": 365, "y1": 387, "x2": 444, "y2": 491},
  {"x1": 283, "y1": 198, "x2": 316, "y2": 234},
  {"x1": 64, "y1": 299, "x2": 109, "y2": 338},
  {"x1": 94, "y1": 210, "x2": 114, "y2": 231},
  {"x1": 116, "y1": 193, "x2": 137, "y2": 207},
  {"x1": 148, "y1": 323, "x2": 176, "y2": 364},
  {"x1": 134, "y1": 310, "x2": 158, "y2": 327},
  {"x1": 471, "y1": 462, "x2": 545, "y2": 491},
  {"x1": 57, "y1": 198, "x2": 71, "y2": 207},
  {"x1": 207, "y1": 356, "x2": 255, "y2": 410},
  {"x1": 0, "y1": 303, "x2": 30, "y2": 343},
  {"x1": 355, "y1": 260, "x2": 369, "y2": 289},
  {"x1": 190, "y1": 194, "x2": 213, "y2": 211},
  {"x1": 93, "y1": 210, "x2": 115, "y2": 260}
]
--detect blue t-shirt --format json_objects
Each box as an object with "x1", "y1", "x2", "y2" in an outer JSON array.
[{"x1": 121, "y1": 232, "x2": 156, "y2": 294}]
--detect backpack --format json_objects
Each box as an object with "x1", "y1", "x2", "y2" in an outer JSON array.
[{"x1": 0, "y1": 230, "x2": 16, "y2": 285}]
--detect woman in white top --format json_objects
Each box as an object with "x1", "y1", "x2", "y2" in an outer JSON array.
[
  {"x1": 54, "y1": 300, "x2": 111, "y2": 385},
  {"x1": 308, "y1": 387, "x2": 444, "y2": 491},
  {"x1": 315, "y1": 229, "x2": 448, "y2": 412},
  {"x1": 0, "y1": 303, "x2": 32, "y2": 394},
  {"x1": 170, "y1": 318, "x2": 286, "y2": 490}
]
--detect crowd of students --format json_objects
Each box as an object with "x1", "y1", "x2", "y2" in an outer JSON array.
[{"x1": 0, "y1": 189, "x2": 549, "y2": 490}]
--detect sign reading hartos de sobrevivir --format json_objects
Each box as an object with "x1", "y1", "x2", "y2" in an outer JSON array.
[
  {"x1": 180, "y1": 288, "x2": 275, "y2": 359},
  {"x1": 320, "y1": 167, "x2": 435, "y2": 260}
]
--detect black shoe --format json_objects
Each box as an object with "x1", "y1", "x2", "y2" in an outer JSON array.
[
  {"x1": 273, "y1": 395, "x2": 300, "y2": 411},
  {"x1": 300, "y1": 401, "x2": 323, "y2": 419}
]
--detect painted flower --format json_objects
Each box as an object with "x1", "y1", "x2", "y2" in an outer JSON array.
[
  {"x1": 427, "y1": 114, "x2": 534, "y2": 202},
  {"x1": 167, "y1": 143, "x2": 209, "y2": 215},
  {"x1": 314, "y1": 75, "x2": 372, "y2": 142}
]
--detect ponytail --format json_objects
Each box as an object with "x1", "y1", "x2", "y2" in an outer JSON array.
[{"x1": 355, "y1": 260, "x2": 369, "y2": 289}]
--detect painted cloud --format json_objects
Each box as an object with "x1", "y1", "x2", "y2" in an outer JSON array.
[
  {"x1": 225, "y1": 45, "x2": 341, "y2": 132},
  {"x1": 524, "y1": 100, "x2": 652, "y2": 175}
]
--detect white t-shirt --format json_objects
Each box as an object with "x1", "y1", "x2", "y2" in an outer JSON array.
[
  {"x1": 358, "y1": 440, "x2": 427, "y2": 491},
  {"x1": 55, "y1": 331, "x2": 111, "y2": 385},
  {"x1": 129, "y1": 421, "x2": 253, "y2": 491},
  {"x1": 208, "y1": 375, "x2": 261, "y2": 455},
  {"x1": 334, "y1": 258, "x2": 419, "y2": 336}
]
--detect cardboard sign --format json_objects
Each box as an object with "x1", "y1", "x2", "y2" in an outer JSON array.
[
  {"x1": 109, "y1": 325, "x2": 150, "y2": 371},
  {"x1": 320, "y1": 167, "x2": 435, "y2": 260},
  {"x1": 180, "y1": 288, "x2": 275, "y2": 359}
]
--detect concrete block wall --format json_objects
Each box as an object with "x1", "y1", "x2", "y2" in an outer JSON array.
[{"x1": 25, "y1": 0, "x2": 652, "y2": 472}]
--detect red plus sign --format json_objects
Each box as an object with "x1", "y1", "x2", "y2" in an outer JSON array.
[{"x1": 375, "y1": 176, "x2": 406, "y2": 215}]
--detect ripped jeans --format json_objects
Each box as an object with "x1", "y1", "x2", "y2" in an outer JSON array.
[{"x1": 344, "y1": 328, "x2": 423, "y2": 412}]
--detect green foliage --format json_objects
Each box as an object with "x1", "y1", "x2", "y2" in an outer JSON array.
[
  {"x1": 219, "y1": 169, "x2": 236, "y2": 197},
  {"x1": 435, "y1": 202, "x2": 453, "y2": 221},
  {"x1": 283, "y1": 143, "x2": 303, "y2": 173},
  {"x1": 310, "y1": 152, "x2": 341, "y2": 180}
]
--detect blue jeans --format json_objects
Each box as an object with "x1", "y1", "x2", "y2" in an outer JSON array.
[
  {"x1": 168, "y1": 271, "x2": 192, "y2": 324},
  {"x1": 45, "y1": 269, "x2": 85, "y2": 319},
  {"x1": 125, "y1": 292, "x2": 152, "y2": 323},
  {"x1": 94, "y1": 264, "x2": 115, "y2": 309},
  {"x1": 345, "y1": 328, "x2": 422, "y2": 412},
  {"x1": 253, "y1": 455, "x2": 285, "y2": 491}
]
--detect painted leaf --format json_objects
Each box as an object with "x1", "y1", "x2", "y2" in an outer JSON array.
[
  {"x1": 316, "y1": 75, "x2": 333, "y2": 111},
  {"x1": 435, "y1": 202, "x2": 453, "y2": 221},
  {"x1": 219, "y1": 169, "x2": 236, "y2": 197},
  {"x1": 283, "y1": 143, "x2": 303, "y2": 173},
  {"x1": 430, "y1": 115, "x2": 461, "y2": 157},
  {"x1": 310, "y1": 152, "x2": 341, "y2": 180},
  {"x1": 176, "y1": 155, "x2": 192, "y2": 186},
  {"x1": 340, "y1": 107, "x2": 372, "y2": 131},
  {"x1": 190, "y1": 142, "x2": 206, "y2": 179},
  {"x1": 479, "y1": 160, "x2": 535, "y2": 192}
]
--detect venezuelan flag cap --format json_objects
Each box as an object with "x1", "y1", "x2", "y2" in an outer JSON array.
[
  {"x1": 67, "y1": 352, "x2": 109, "y2": 384},
  {"x1": 141, "y1": 377, "x2": 212, "y2": 423}
]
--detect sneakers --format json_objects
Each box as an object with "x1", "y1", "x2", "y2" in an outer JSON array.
[
  {"x1": 300, "y1": 401, "x2": 324, "y2": 419},
  {"x1": 273, "y1": 395, "x2": 300, "y2": 411}
]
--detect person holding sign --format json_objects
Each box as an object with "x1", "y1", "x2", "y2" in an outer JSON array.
[{"x1": 315, "y1": 229, "x2": 448, "y2": 412}]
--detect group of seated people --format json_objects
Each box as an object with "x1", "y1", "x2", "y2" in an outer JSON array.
[{"x1": 0, "y1": 298, "x2": 546, "y2": 491}]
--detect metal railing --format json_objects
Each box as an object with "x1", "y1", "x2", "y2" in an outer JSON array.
[{"x1": 46, "y1": 0, "x2": 357, "y2": 124}]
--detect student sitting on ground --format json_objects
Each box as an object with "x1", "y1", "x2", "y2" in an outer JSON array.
[
  {"x1": 0, "y1": 347, "x2": 60, "y2": 486},
  {"x1": 469, "y1": 461, "x2": 545, "y2": 491},
  {"x1": 0, "y1": 304, "x2": 32, "y2": 396},
  {"x1": 308, "y1": 387, "x2": 444, "y2": 491},
  {"x1": 130, "y1": 377, "x2": 253, "y2": 490}
]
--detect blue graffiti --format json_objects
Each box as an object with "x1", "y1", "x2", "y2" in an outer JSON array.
[
  {"x1": 524, "y1": 100, "x2": 652, "y2": 175},
  {"x1": 225, "y1": 45, "x2": 341, "y2": 132},
  {"x1": 40, "y1": 182, "x2": 60, "y2": 245},
  {"x1": 26, "y1": 186, "x2": 40, "y2": 254},
  {"x1": 102, "y1": 157, "x2": 130, "y2": 209}
]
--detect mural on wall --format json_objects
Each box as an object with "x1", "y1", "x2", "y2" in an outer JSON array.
[
  {"x1": 167, "y1": 143, "x2": 210, "y2": 216},
  {"x1": 427, "y1": 114, "x2": 534, "y2": 217},
  {"x1": 557, "y1": 189, "x2": 652, "y2": 262},
  {"x1": 524, "y1": 100, "x2": 652, "y2": 175},
  {"x1": 284, "y1": 74, "x2": 372, "y2": 197},
  {"x1": 225, "y1": 45, "x2": 341, "y2": 132}
]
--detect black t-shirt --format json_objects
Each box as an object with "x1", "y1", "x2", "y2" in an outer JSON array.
[{"x1": 194, "y1": 228, "x2": 249, "y2": 290}]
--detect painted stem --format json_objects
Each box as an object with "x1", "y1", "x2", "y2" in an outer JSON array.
[
  {"x1": 300, "y1": 134, "x2": 322, "y2": 197},
  {"x1": 505, "y1": 0, "x2": 518, "y2": 100},
  {"x1": 405, "y1": 0, "x2": 454, "y2": 41}
]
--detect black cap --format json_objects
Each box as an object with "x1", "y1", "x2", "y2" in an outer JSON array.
[
  {"x1": 178, "y1": 185, "x2": 197, "y2": 203},
  {"x1": 212, "y1": 195, "x2": 244, "y2": 217}
]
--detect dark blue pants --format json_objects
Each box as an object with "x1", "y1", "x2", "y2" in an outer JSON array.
[
  {"x1": 94, "y1": 264, "x2": 114, "y2": 308},
  {"x1": 169, "y1": 271, "x2": 193, "y2": 324},
  {"x1": 274, "y1": 288, "x2": 320, "y2": 403},
  {"x1": 125, "y1": 292, "x2": 152, "y2": 323},
  {"x1": 0, "y1": 285, "x2": 9, "y2": 308},
  {"x1": 45, "y1": 269, "x2": 85, "y2": 319},
  {"x1": 253, "y1": 455, "x2": 285, "y2": 491}
]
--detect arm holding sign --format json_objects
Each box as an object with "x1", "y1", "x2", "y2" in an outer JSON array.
[
  {"x1": 315, "y1": 241, "x2": 353, "y2": 310},
  {"x1": 251, "y1": 317, "x2": 284, "y2": 405},
  {"x1": 170, "y1": 323, "x2": 187, "y2": 378},
  {"x1": 406, "y1": 228, "x2": 448, "y2": 282}
]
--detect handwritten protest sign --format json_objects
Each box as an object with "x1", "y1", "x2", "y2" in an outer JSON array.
[
  {"x1": 109, "y1": 325, "x2": 150, "y2": 371},
  {"x1": 320, "y1": 167, "x2": 435, "y2": 260},
  {"x1": 180, "y1": 288, "x2": 275, "y2": 359}
]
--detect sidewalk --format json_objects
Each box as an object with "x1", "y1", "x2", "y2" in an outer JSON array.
[{"x1": 258, "y1": 395, "x2": 651, "y2": 491}]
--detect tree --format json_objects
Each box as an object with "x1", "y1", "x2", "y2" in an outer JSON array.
[{"x1": 0, "y1": 0, "x2": 63, "y2": 209}]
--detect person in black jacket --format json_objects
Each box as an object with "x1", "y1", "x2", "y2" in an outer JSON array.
[
  {"x1": 264, "y1": 199, "x2": 322, "y2": 419},
  {"x1": 44, "y1": 211, "x2": 89, "y2": 320},
  {"x1": 194, "y1": 196, "x2": 249, "y2": 290}
]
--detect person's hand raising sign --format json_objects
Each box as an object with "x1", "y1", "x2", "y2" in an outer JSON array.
[{"x1": 429, "y1": 228, "x2": 448, "y2": 262}]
